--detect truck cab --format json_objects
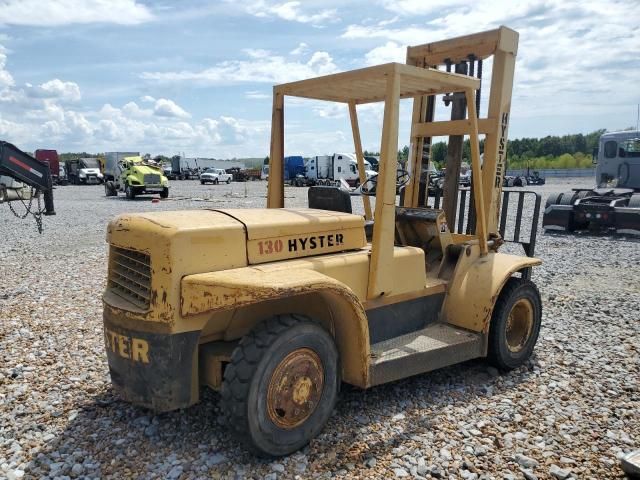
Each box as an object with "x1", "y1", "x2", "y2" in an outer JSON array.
[
  {"x1": 306, "y1": 153, "x2": 375, "y2": 186},
  {"x1": 595, "y1": 131, "x2": 640, "y2": 190}
]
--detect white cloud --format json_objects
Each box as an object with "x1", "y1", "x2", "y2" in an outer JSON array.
[
  {"x1": 290, "y1": 42, "x2": 309, "y2": 55},
  {"x1": 364, "y1": 41, "x2": 406, "y2": 65},
  {"x1": 0, "y1": 45, "x2": 270, "y2": 155},
  {"x1": 122, "y1": 101, "x2": 152, "y2": 118},
  {"x1": 245, "y1": 1, "x2": 336, "y2": 24},
  {"x1": 245, "y1": 91, "x2": 270, "y2": 99},
  {"x1": 0, "y1": 0, "x2": 153, "y2": 26},
  {"x1": 36, "y1": 79, "x2": 81, "y2": 102},
  {"x1": 153, "y1": 98, "x2": 191, "y2": 119},
  {"x1": 0, "y1": 45, "x2": 14, "y2": 88},
  {"x1": 379, "y1": 0, "x2": 468, "y2": 15},
  {"x1": 141, "y1": 49, "x2": 338, "y2": 85},
  {"x1": 345, "y1": 0, "x2": 640, "y2": 120}
]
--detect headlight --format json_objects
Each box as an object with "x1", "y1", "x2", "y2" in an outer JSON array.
[
  {"x1": 79, "y1": 172, "x2": 86, "y2": 178},
  {"x1": 97, "y1": 173, "x2": 104, "y2": 178}
]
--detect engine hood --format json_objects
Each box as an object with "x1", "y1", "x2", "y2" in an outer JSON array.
[
  {"x1": 130, "y1": 165, "x2": 163, "y2": 176},
  {"x1": 104, "y1": 208, "x2": 365, "y2": 319},
  {"x1": 107, "y1": 207, "x2": 366, "y2": 272},
  {"x1": 216, "y1": 208, "x2": 366, "y2": 264}
]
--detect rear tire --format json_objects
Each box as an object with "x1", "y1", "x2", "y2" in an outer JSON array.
[
  {"x1": 545, "y1": 192, "x2": 562, "y2": 208},
  {"x1": 226, "y1": 178, "x2": 231, "y2": 184},
  {"x1": 488, "y1": 278, "x2": 542, "y2": 370},
  {"x1": 214, "y1": 178, "x2": 219, "y2": 185},
  {"x1": 221, "y1": 315, "x2": 339, "y2": 457},
  {"x1": 559, "y1": 191, "x2": 578, "y2": 205}
]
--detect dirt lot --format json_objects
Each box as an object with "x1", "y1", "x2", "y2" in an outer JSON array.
[{"x1": 1, "y1": 178, "x2": 638, "y2": 480}]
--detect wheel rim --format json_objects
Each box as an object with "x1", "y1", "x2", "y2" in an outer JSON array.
[
  {"x1": 266, "y1": 348, "x2": 324, "y2": 429},
  {"x1": 505, "y1": 298, "x2": 534, "y2": 353}
]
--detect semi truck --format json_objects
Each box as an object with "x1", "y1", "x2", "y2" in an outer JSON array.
[
  {"x1": 306, "y1": 153, "x2": 376, "y2": 187},
  {"x1": 543, "y1": 130, "x2": 640, "y2": 235},
  {"x1": 65, "y1": 157, "x2": 103, "y2": 185},
  {"x1": 104, "y1": 152, "x2": 169, "y2": 199},
  {"x1": 34, "y1": 149, "x2": 65, "y2": 185}
]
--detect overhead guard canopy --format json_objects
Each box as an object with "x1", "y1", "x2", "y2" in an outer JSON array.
[{"x1": 274, "y1": 62, "x2": 480, "y2": 105}]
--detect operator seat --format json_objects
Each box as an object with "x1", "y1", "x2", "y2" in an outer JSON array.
[
  {"x1": 308, "y1": 186, "x2": 352, "y2": 213},
  {"x1": 308, "y1": 186, "x2": 375, "y2": 240}
]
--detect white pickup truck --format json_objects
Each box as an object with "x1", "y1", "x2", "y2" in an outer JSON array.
[{"x1": 200, "y1": 168, "x2": 233, "y2": 185}]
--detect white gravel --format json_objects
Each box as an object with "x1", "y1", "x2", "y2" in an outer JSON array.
[{"x1": 1, "y1": 178, "x2": 638, "y2": 479}]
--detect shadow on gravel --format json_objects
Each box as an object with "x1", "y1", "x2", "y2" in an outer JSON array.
[{"x1": 27, "y1": 358, "x2": 536, "y2": 478}]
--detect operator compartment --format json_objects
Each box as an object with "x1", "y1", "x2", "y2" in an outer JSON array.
[{"x1": 217, "y1": 208, "x2": 367, "y2": 264}]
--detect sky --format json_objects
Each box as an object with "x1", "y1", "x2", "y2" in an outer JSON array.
[{"x1": 0, "y1": 0, "x2": 639, "y2": 158}]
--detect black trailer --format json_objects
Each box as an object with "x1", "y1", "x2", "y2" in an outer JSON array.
[
  {"x1": 0, "y1": 141, "x2": 56, "y2": 231},
  {"x1": 543, "y1": 131, "x2": 640, "y2": 235}
]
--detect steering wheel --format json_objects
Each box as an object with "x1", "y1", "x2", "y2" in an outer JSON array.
[{"x1": 359, "y1": 168, "x2": 410, "y2": 196}]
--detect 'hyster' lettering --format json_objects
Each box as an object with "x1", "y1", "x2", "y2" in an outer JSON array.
[
  {"x1": 104, "y1": 328, "x2": 150, "y2": 363},
  {"x1": 495, "y1": 112, "x2": 510, "y2": 187},
  {"x1": 287, "y1": 233, "x2": 344, "y2": 252}
]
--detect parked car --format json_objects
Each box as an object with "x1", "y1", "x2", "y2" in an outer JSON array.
[{"x1": 200, "y1": 168, "x2": 233, "y2": 185}]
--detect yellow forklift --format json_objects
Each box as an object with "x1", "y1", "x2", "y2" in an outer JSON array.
[{"x1": 102, "y1": 26, "x2": 543, "y2": 456}]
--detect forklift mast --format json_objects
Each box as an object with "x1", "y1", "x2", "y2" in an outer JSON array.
[{"x1": 0, "y1": 141, "x2": 56, "y2": 216}]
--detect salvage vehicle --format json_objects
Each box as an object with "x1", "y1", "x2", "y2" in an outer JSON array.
[
  {"x1": 200, "y1": 168, "x2": 233, "y2": 185},
  {"x1": 543, "y1": 130, "x2": 640, "y2": 234},
  {"x1": 102, "y1": 27, "x2": 543, "y2": 456},
  {"x1": 104, "y1": 155, "x2": 169, "y2": 199}
]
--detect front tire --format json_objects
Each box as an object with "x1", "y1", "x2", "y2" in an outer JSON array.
[
  {"x1": 214, "y1": 178, "x2": 219, "y2": 185},
  {"x1": 125, "y1": 183, "x2": 136, "y2": 199},
  {"x1": 160, "y1": 187, "x2": 169, "y2": 199},
  {"x1": 488, "y1": 278, "x2": 542, "y2": 370},
  {"x1": 221, "y1": 315, "x2": 339, "y2": 457}
]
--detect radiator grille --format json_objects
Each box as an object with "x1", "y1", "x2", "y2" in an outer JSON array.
[
  {"x1": 108, "y1": 246, "x2": 151, "y2": 309},
  {"x1": 144, "y1": 173, "x2": 161, "y2": 185}
]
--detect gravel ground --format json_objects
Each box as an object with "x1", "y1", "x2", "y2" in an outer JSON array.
[{"x1": 1, "y1": 178, "x2": 638, "y2": 480}]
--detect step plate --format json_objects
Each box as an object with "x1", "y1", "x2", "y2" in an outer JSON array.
[{"x1": 369, "y1": 323, "x2": 484, "y2": 386}]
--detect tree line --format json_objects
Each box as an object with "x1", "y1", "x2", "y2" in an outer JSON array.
[{"x1": 366, "y1": 129, "x2": 607, "y2": 170}]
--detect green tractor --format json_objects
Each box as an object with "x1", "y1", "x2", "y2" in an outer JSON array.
[{"x1": 105, "y1": 155, "x2": 169, "y2": 200}]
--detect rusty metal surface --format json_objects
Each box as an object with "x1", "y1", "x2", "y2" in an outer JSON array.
[
  {"x1": 266, "y1": 348, "x2": 324, "y2": 429},
  {"x1": 369, "y1": 323, "x2": 483, "y2": 386},
  {"x1": 442, "y1": 247, "x2": 541, "y2": 333},
  {"x1": 505, "y1": 298, "x2": 534, "y2": 353}
]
